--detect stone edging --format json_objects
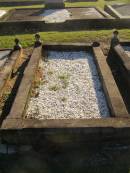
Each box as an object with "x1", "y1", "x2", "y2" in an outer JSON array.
[
  {"x1": 0, "y1": 50, "x2": 21, "y2": 98},
  {"x1": 6, "y1": 46, "x2": 42, "y2": 119},
  {"x1": 1, "y1": 43, "x2": 130, "y2": 145},
  {"x1": 114, "y1": 44, "x2": 130, "y2": 87},
  {"x1": 1, "y1": 43, "x2": 129, "y2": 125},
  {"x1": 104, "y1": 5, "x2": 130, "y2": 19},
  {"x1": 93, "y1": 46, "x2": 128, "y2": 117}
]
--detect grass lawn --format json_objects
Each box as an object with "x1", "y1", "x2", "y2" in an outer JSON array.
[
  {"x1": 0, "y1": 0, "x2": 130, "y2": 48},
  {"x1": 0, "y1": 0, "x2": 130, "y2": 9},
  {"x1": 0, "y1": 29, "x2": 130, "y2": 48}
]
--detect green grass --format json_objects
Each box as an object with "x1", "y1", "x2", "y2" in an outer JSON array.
[
  {"x1": 0, "y1": 0, "x2": 130, "y2": 48},
  {"x1": 0, "y1": 4, "x2": 44, "y2": 10},
  {"x1": 0, "y1": 30, "x2": 130, "y2": 48},
  {"x1": 0, "y1": 0, "x2": 130, "y2": 10},
  {"x1": 66, "y1": 0, "x2": 130, "y2": 8}
]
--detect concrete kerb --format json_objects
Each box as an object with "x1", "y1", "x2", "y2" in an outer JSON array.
[
  {"x1": 2, "y1": 43, "x2": 129, "y2": 121},
  {"x1": 104, "y1": 5, "x2": 130, "y2": 19},
  {"x1": 0, "y1": 43, "x2": 130, "y2": 145},
  {"x1": 6, "y1": 46, "x2": 42, "y2": 119},
  {"x1": 93, "y1": 46, "x2": 128, "y2": 118},
  {"x1": 0, "y1": 50, "x2": 22, "y2": 98}
]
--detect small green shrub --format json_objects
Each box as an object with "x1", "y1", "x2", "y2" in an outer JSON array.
[{"x1": 49, "y1": 84, "x2": 59, "y2": 91}]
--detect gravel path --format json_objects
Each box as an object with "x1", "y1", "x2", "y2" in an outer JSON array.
[
  {"x1": 40, "y1": 9, "x2": 70, "y2": 23},
  {"x1": 0, "y1": 10, "x2": 6, "y2": 18},
  {"x1": 26, "y1": 51, "x2": 110, "y2": 119}
]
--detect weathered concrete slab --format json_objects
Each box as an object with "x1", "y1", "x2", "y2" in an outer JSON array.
[
  {"x1": 6, "y1": 43, "x2": 129, "y2": 120},
  {"x1": 69, "y1": 7, "x2": 105, "y2": 19},
  {"x1": 1, "y1": 118, "x2": 130, "y2": 145},
  {"x1": 0, "y1": 43, "x2": 130, "y2": 146},
  {"x1": 5, "y1": 7, "x2": 109, "y2": 22}
]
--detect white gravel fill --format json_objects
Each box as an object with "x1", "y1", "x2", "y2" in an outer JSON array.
[
  {"x1": 26, "y1": 51, "x2": 110, "y2": 119},
  {"x1": 0, "y1": 10, "x2": 6, "y2": 18},
  {"x1": 40, "y1": 9, "x2": 70, "y2": 23}
]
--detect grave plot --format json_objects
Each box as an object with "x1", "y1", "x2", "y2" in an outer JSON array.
[
  {"x1": 4, "y1": 7, "x2": 108, "y2": 22},
  {"x1": 105, "y1": 4, "x2": 130, "y2": 19},
  {"x1": 40, "y1": 7, "x2": 106, "y2": 23},
  {"x1": 0, "y1": 43, "x2": 129, "y2": 146},
  {"x1": 4, "y1": 43, "x2": 128, "y2": 122},
  {"x1": 26, "y1": 50, "x2": 109, "y2": 119},
  {"x1": 4, "y1": 8, "x2": 45, "y2": 21}
]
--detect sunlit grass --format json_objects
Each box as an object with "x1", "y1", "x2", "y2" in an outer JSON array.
[
  {"x1": 0, "y1": 30, "x2": 130, "y2": 48},
  {"x1": 0, "y1": 0, "x2": 130, "y2": 10}
]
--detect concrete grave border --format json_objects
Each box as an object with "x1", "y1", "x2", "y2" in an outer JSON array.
[
  {"x1": 0, "y1": 0, "x2": 97, "y2": 7},
  {"x1": 113, "y1": 42, "x2": 130, "y2": 87},
  {"x1": 0, "y1": 50, "x2": 22, "y2": 98},
  {"x1": 0, "y1": 43, "x2": 129, "y2": 145},
  {"x1": 105, "y1": 4, "x2": 130, "y2": 19},
  {"x1": 0, "y1": 7, "x2": 121, "y2": 34}
]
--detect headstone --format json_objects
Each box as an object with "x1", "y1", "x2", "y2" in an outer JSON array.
[{"x1": 45, "y1": 0, "x2": 65, "y2": 9}]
